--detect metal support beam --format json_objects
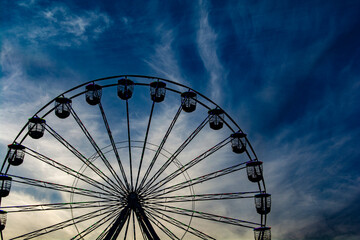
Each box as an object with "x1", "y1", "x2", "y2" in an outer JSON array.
[
  {"x1": 103, "y1": 191, "x2": 160, "y2": 240},
  {"x1": 134, "y1": 204, "x2": 160, "y2": 240},
  {"x1": 104, "y1": 206, "x2": 131, "y2": 240}
]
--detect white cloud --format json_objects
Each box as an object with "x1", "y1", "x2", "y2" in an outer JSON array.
[
  {"x1": 257, "y1": 104, "x2": 360, "y2": 239},
  {"x1": 196, "y1": 0, "x2": 228, "y2": 105},
  {"x1": 2, "y1": 191, "x2": 76, "y2": 239},
  {"x1": 17, "y1": 0, "x2": 37, "y2": 8},
  {"x1": 144, "y1": 25, "x2": 188, "y2": 86},
  {"x1": 13, "y1": 3, "x2": 112, "y2": 48},
  {"x1": 0, "y1": 41, "x2": 53, "y2": 144}
]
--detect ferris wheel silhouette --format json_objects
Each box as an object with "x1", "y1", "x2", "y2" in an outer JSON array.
[{"x1": 0, "y1": 75, "x2": 271, "y2": 240}]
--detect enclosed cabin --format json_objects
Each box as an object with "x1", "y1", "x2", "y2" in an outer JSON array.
[
  {"x1": 181, "y1": 91, "x2": 197, "y2": 113},
  {"x1": 0, "y1": 175, "x2": 12, "y2": 198},
  {"x1": 28, "y1": 117, "x2": 46, "y2": 139},
  {"x1": 85, "y1": 83, "x2": 102, "y2": 105},
  {"x1": 254, "y1": 227, "x2": 271, "y2": 240},
  {"x1": 150, "y1": 81, "x2": 166, "y2": 102},
  {"x1": 246, "y1": 161, "x2": 263, "y2": 182},
  {"x1": 7, "y1": 143, "x2": 25, "y2": 166},
  {"x1": 0, "y1": 210, "x2": 7, "y2": 231},
  {"x1": 230, "y1": 132, "x2": 247, "y2": 153},
  {"x1": 208, "y1": 108, "x2": 224, "y2": 130},
  {"x1": 117, "y1": 78, "x2": 134, "y2": 100},
  {"x1": 255, "y1": 193, "x2": 271, "y2": 215},
  {"x1": 55, "y1": 97, "x2": 72, "y2": 119}
]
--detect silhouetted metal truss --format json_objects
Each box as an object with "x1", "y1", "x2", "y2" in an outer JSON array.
[
  {"x1": 147, "y1": 203, "x2": 261, "y2": 229},
  {"x1": 0, "y1": 75, "x2": 270, "y2": 240},
  {"x1": 8, "y1": 174, "x2": 117, "y2": 200},
  {"x1": 10, "y1": 206, "x2": 120, "y2": 239}
]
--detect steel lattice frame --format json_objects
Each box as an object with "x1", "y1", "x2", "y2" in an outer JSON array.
[{"x1": 0, "y1": 75, "x2": 270, "y2": 239}]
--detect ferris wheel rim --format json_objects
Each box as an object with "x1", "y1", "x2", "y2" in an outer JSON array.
[
  {"x1": 10, "y1": 75, "x2": 261, "y2": 176},
  {"x1": 1, "y1": 75, "x2": 270, "y2": 239}
]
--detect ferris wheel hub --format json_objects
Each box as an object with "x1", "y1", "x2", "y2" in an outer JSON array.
[{"x1": 127, "y1": 191, "x2": 141, "y2": 210}]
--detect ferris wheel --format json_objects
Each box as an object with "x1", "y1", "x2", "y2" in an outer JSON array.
[{"x1": 0, "y1": 75, "x2": 271, "y2": 240}]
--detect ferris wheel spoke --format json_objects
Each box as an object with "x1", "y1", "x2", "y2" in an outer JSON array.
[
  {"x1": 95, "y1": 213, "x2": 120, "y2": 240},
  {"x1": 71, "y1": 207, "x2": 123, "y2": 240},
  {"x1": 147, "y1": 162, "x2": 247, "y2": 199},
  {"x1": 98, "y1": 102, "x2": 130, "y2": 191},
  {"x1": 140, "y1": 115, "x2": 210, "y2": 193},
  {"x1": 145, "y1": 210, "x2": 180, "y2": 240},
  {"x1": 144, "y1": 137, "x2": 231, "y2": 196},
  {"x1": 135, "y1": 101, "x2": 155, "y2": 190},
  {"x1": 68, "y1": 105, "x2": 127, "y2": 193},
  {"x1": 8, "y1": 174, "x2": 118, "y2": 200},
  {"x1": 0, "y1": 200, "x2": 120, "y2": 213},
  {"x1": 10, "y1": 205, "x2": 118, "y2": 240},
  {"x1": 103, "y1": 206, "x2": 131, "y2": 240},
  {"x1": 132, "y1": 210, "x2": 137, "y2": 240},
  {"x1": 148, "y1": 203, "x2": 261, "y2": 229},
  {"x1": 138, "y1": 218, "x2": 146, "y2": 240},
  {"x1": 134, "y1": 209, "x2": 160, "y2": 240},
  {"x1": 146, "y1": 208, "x2": 216, "y2": 240},
  {"x1": 126, "y1": 99, "x2": 134, "y2": 191},
  {"x1": 145, "y1": 191, "x2": 258, "y2": 204},
  {"x1": 123, "y1": 209, "x2": 131, "y2": 240},
  {"x1": 45, "y1": 124, "x2": 124, "y2": 195},
  {"x1": 138, "y1": 104, "x2": 182, "y2": 191},
  {"x1": 23, "y1": 147, "x2": 118, "y2": 196}
]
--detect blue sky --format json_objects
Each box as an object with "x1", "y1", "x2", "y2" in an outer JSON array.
[{"x1": 1, "y1": 0, "x2": 360, "y2": 239}]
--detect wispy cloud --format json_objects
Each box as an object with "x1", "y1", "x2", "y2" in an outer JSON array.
[
  {"x1": 144, "y1": 25, "x2": 188, "y2": 85},
  {"x1": 255, "y1": 78, "x2": 360, "y2": 238},
  {"x1": 0, "y1": 1, "x2": 111, "y2": 146},
  {"x1": 0, "y1": 41, "x2": 53, "y2": 144},
  {"x1": 11, "y1": 2, "x2": 112, "y2": 48},
  {"x1": 3, "y1": 191, "x2": 75, "y2": 239},
  {"x1": 1, "y1": 0, "x2": 360, "y2": 238},
  {"x1": 196, "y1": 0, "x2": 228, "y2": 105}
]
